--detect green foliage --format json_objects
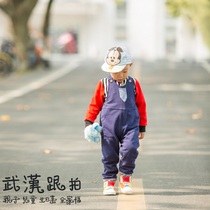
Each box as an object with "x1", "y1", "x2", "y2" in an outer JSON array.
[
  {"x1": 166, "y1": 0, "x2": 210, "y2": 51},
  {"x1": 166, "y1": 0, "x2": 190, "y2": 17},
  {"x1": 114, "y1": 0, "x2": 125, "y2": 6}
]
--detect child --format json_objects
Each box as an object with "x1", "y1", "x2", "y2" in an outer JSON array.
[{"x1": 84, "y1": 46, "x2": 147, "y2": 195}]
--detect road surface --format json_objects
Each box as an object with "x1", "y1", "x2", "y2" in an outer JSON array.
[{"x1": 0, "y1": 56, "x2": 210, "y2": 209}]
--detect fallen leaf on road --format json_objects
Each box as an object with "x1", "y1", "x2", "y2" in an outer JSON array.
[
  {"x1": 198, "y1": 109, "x2": 203, "y2": 115},
  {"x1": 1, "y1": 115, "x2": 10, "y2": 121},
  {"x1": 168, "y1": 116, "x2": 174, "y2": 121},
  {"x1": 22, "y1": 120, "x2": 29, "y2": 124},
  {"x1": 39, "y1": 93, "x2": 51, "y2": 100},
  {"x1": 167, "y1": 101, "x2": 173, "y2": 107},
  {"x1": 177, "y1": 114, "x2": 181, "y2": 118},
  {"x1": 192, "y1": 114, "x2": 200, "y2": 119},
  {"x1": 16, "y1": 105, "x2": 24, "y2": 110},
  {"x1": 192, "y1": 109, "x2": 203, "y2": 120},
  {"x1": 185, "y1": 129, "x2": 196, "y2": 134},
  {"x1": 16, "y1": 105, "x2": 30, "y2": 111},
  {"x1": 43, "y1": 150, "x2": 52, "y2": 154}
]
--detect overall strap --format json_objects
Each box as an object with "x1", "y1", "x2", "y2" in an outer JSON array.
[
  {"x1": 130, "y1": 76, "x2": 136, "y2": 94},
  {"x1": 101, "y1": 76, "x2": 136, "y2": 103},
  {"x1": 101, "y1": 77, "x2": 109, "y2": 103}
]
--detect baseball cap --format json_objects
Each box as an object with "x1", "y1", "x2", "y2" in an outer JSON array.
[{"x1": 101, "y1": 46, "x2": 132, "y2": 73}]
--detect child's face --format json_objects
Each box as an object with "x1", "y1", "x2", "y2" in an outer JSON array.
[{"x1": 110, "y1": 63, "x2": 133, "y2": 82}]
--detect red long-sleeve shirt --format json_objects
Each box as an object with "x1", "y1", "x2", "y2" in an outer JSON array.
[{"x1": 84, "y1": 78, "x2": 147, "y2": 131}]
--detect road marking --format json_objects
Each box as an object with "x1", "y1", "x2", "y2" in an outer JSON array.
[
  {"x1": 200, "y1": 60, "x2": 210, "y2": 74},
  {"x1": 117, "y1": 60, "x2": 146, "y2": 209},
  {"x1": 0, "y1": 61, "x2": 79, "y2": 105},
  {"x1": 117, "y1": 179, "x2": 146, "y2": 210}
]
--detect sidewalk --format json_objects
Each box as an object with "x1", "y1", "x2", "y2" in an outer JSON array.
[
  {"x1": 0, "y1": 54, "x2": 82, "y2": 104},
  {"x1": 0, "y1": 54, "x2": 83, "y2": 92}
]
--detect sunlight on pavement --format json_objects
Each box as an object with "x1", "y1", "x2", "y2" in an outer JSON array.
[
  {"x1": 156, "y1": 84, "x2": 210, "y2": 91},
  {"x1": 117, "y1": 179, "x2": 146, "y2": 210}
]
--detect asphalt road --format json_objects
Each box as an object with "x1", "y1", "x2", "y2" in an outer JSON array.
[{"x1": 0, "y1": 56, "x2": 210, "y2": 210}]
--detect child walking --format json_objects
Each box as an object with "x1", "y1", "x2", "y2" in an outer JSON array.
[{"x1": 84, "y1": 46, "x2": 147, "y2": 195}]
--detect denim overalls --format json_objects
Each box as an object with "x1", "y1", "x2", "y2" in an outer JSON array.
[{"x1": 100, "y1": 75, "x2": 140, "y2": 180}]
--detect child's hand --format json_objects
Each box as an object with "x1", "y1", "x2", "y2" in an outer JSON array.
[{"x1": 139, "y1": 132, "x2": 145, "y2": 140}]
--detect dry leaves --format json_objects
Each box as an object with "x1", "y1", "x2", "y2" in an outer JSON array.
[
  {"x1": 167, "y1": 101, "x2": 173, "y2": 107},
  {"x1": 91, "y1": 181, "x2": 97, "y2": 183},
  {"x1": 39, "y1": 93, "x2": 51, "y2": 100},
  {"x1": 43, "y1": 150, "x2": 52, "y2": 154},
  {"x1": 16, "y1": 105, "x2": 30, "y2": 111},
  {"x1": 192, "y1": 109, "x2": 203, "y2": 120},
  {"x1": 168, "y1": 116, "x2": 174, "y2": 121},
  {"x1": 22, "y1": 120, "x2": 30, "y2": 125},
  {"x1": 1, "y1": 115, "x2": 10, "y2": 121},
  {"x1": 185, "y1": 129, "x2": 196, "y2": 134}
]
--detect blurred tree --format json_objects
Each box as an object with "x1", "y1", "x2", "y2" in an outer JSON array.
[
  {"x1": 114, "y1": 0, "x2": 124, "y2": 6},
  {"x1": 0, "y1": 0, "x2": 38, "y2": 70},
  {"x1": 42, "y1": 0, "x2": 54, "y2": 42},
  {"x1": 166, "y1": 0, "x2": 210, "y2": 51}
]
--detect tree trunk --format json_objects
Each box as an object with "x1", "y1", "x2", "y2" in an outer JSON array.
[
  {"x1": 43, "y1": 0, "x2": 54, "y2": 39},
  {"x1": 42, "y1": 0, "x2": 54, "y2": 50},
  {"x1": 0, "y1": 0, "x2": 38, "y2": 70},
  {"x1": 12, "y1": 17, "x2": 30, "y2": 70}
]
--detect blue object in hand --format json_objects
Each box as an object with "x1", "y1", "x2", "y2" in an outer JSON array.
[
  {"x1": 94, "y1": 124, "x2": 102, "y2": 133},
  {"x1": 84, "y1": 123, "x2": 102, "y2": 143}
]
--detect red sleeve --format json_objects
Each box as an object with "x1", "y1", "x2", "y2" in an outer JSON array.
[
  {"x1": 135, "y1": 79, "x2": 147, "y2": 126},
  {"x1": 84, "y1": 80, "x2": 105, "y2": 123}
]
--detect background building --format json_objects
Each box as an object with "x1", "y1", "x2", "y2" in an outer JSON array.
[{"x1": 0, "y1": 0, "x2": 209, "y2": 61}]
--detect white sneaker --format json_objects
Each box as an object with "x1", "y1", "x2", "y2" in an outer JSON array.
[
  {"x1": 120, "y1": 174, "x2": 133, "y2": 194},
  {"x1": 103, "y1": 179, "x2": 116, "y2": 195}
]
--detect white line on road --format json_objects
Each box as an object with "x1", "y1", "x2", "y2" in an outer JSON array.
[
  {"x1": 200, "y1": 60, "x2": 210, "y2": 74},
  {"x1": 0, "y1": 61, "x2": 79, "y2": 105}
]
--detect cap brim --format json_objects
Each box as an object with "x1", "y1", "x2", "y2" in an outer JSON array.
[{"x1": 101, "y1": 63, "x2": 126, "y2": 73}]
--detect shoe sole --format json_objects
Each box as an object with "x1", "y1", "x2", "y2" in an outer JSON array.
[
  {"x1": 121, "y1": 187, "x2": 133, "y2": 194},
  {"x1": 103, "y1": 190, "x2": 116, "y2": 196},
  {"x1": 103, "y1": 192, "x2": 116, "y2": 196}
]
